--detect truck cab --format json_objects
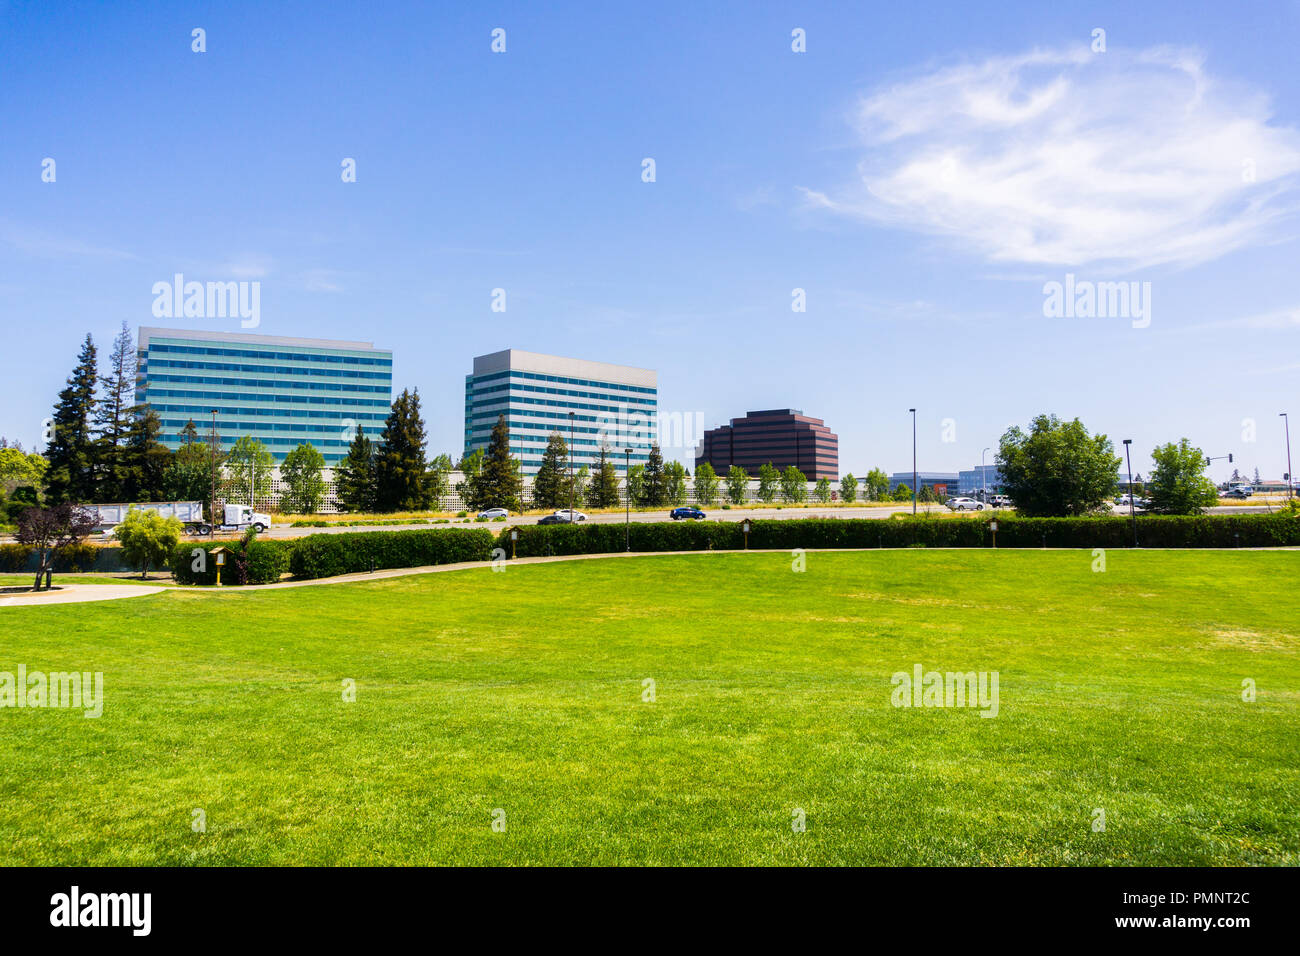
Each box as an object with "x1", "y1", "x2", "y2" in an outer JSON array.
[{"x1": 222, "y1": 504, "x2": 271, "y2": 532}]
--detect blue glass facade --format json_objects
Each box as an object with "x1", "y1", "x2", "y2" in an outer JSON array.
[
  {"x1": 137, "y1": 327, "x2": 393, "y2": 464},
  {"x1": 464, "y1": 350, "x2": 657, "y2": 474}
]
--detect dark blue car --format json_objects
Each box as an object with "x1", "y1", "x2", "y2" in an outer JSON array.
[{"x1": 670, "y1": 507, "x2": 706, "y2": 521}]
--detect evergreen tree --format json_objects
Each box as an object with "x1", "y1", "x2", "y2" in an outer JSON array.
[
  {"x1": 180, "y1": 419, "x2": 200, "y2": 446},
  {"x1": 532, "y1": 432, "x2": 568, "y2": 509},
  {"x1": 336, "y1": 426, "x2": 377, "y2": 513},
  {"x1": 94, "y1": 322, "x2": 137, "y2": 500},
  {"x1": 469, "y1": 415, "x2": 523, "y2": 512},
  {"x1": 121, "y1": 408, "x2": 171, "y2": 502},
  {"x1": 588, "y1": 445, "x2": 621, "y2": 508},
  {"x1": 44, "y1": 334, "x2": 99, "y2": 503},
  {"x1": 162, "y1": 440, "x2": 212, "y2": 503},
  {"x1": 375, "y1": 389, "x2": 432, "y2": 511},
  {"x1": 641, "y1": 444, "x2": 667, "y2": 506}
]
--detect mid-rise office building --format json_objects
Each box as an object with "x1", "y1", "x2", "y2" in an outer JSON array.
[
  {"x1": 958, "y1": 464, "x2": 1003, "y2": 495},
  {"x1": 889, "y1": 471, "x2": 960, "y2": 496},
  {"x1": 464, "y1": 349, "x2": 658, "y2": 474},
  {"x1": 695, "y1": 409, "x2": 839, "y2": 480},
  {"x1": 136, "y1": 327, "x2": 393, "y2": 465}
]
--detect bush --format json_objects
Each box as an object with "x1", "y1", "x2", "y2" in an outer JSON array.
[
  {"x1": 0, "y1": 542, "x2": 29, "y2": 572},
  {"x1": 171, "y1": 539, "x2": 293, "y2": 585},
  {"x1": 497, "y1": 512, "x2": 1300, "y2": 557},
  {"x1": 288, "y1": 528, "x2": 495, "y2": 580}
]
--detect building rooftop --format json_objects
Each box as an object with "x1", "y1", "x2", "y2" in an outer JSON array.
[{"x1": 138, "y1": 326, "x2": 385, "y2": 353}]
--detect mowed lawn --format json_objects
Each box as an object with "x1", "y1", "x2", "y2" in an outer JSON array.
[{"x1": 1, "y1": 550, "x2": 1297, "y2": 866}]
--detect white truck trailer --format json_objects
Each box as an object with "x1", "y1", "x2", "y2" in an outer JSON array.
[{"x1": 90, "y1": 501, "x2": 208, "y2": 535}]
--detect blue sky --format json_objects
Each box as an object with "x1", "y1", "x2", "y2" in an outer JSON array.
[{"x1": 3, "y1": 0, "x2": 1299, "y2": 481}]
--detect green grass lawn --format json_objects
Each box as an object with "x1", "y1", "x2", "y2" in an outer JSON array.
[{"x1": 1, "y1": 550, "x2": 1297, "y2": 865}]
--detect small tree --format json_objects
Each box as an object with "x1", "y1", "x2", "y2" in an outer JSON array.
[
  {"x1": 757, "y1": 463, "x2": 780, "y2": 503},
  {"x1": 626, "y1": 464, "x2": 646, "y2": 505},
  {"x1": 892, "y1": 483, "x2": 914, "y2": 502},
  {"x1": 426, "y1": 453, "x2": 453, "y2": 511},
  {"x1": 694, "y1": 461, "x2": 719, "y2": 506},
  {"x1": 997, "y1": 415, "x2": 1120, "y2": 517},
  {"x1": 114, "y1": 507, "x2": 182, "y2": 579},
  {"x1": 223, "y1": 436, "x2": 274, "y2": 507},
  {"x1": 665, "y1": 461, "x2": 688, "y2": 506},
  {"x1": 840, "y1": 473, "x2": 857, "y2": 503},
  {"x1": 726, "y1": 465, "x2": 749, "y2": 505},
  {"x1": 780, "y1": 465, "x2": 807, "y2": 503},
  {"x1": 814, "y1": 477, "x2": 831, "y2": 503},
  {"x1": 864, "y1": 467, "x2": 890, "y2": 501},
  {"x1": 1147, "y1": 438, "x2": 1219, "y2": 515},
  {"x1": 281, "y1": 443, "x2": 327, "y2": 514},
  {"x1": 16, "y1": 503, "x2": 96, "y2": 590}
]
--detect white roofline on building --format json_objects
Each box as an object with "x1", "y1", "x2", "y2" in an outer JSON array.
[
  {"x1": 472, "y1": 348, "x2": 656, "y2": 388},
  {"x1": 138, "y1": 326, "x2": 386, "y2": 353}
]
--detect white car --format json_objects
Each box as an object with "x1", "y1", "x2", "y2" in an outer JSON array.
[
  {"x1": 553, "y1": 509, "x2": 587, "y2": 522},
  {"x1": 1115, "y1": 494, "x2": 1150, "y2": 510},
  {"x1": 477, "y1": 508, "x2": 509, "y2": 519},
  {"x1": 945, "y1": 497, "x2": 986, "y2": 511}
]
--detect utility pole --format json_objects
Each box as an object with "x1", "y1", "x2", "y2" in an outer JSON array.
[
  {"x1": 1282, "y1": 413, "x2": 1293, "y2": 501},
  {"x1": 209, "y1": 410, "x2": 219, "y2": 534},
  {"x1": 624, "y1": 447, "x2": 633, "y2": 551},
  {"x1": 909, "y1": 408, "x2": 917, "y2": 515}
]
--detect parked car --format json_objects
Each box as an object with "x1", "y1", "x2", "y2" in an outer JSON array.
[
  {"x1": 537, "y1": 514, "x2": 571, "y2": 525},
  {"x1": 477, "y1": 508, "x2": 509, "y2": 519},
  {"x1": 1221, "y1": 488, "x2": 1252, "y2": 499},
  {"x1": 945, "y1": 497, "x2": 986, "y2": 511},
  {"x1": 670, "y1": 506, "x2": 706, "y2": 520},
  {"x1": 1115, "y1": 494, "x2": 1151, "y2": 510},
  {"x1": 989, "y1": 495, "x2": 1012, "y2": 508},
  {"x1": 553, "y1": 509, "x2": 587, "y2": 521}
]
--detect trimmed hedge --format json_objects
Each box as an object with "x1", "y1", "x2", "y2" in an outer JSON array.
[
  {"x1": 288, "y1": 528, "x2": 495, "y2": 580},
  {"x1": 497, "y1": 512, "x2": 1300, "y2": 557},
  {"x1": 1, "y1": 541, "x2": 126, "y2": 574},
  {"x1": 171, "y1": 539, "x2": 293, "y2": 586}
]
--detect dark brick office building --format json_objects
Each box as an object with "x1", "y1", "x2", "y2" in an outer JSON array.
[{"x1": 695, "y1": 409, "x2": 839, "y2": 480}]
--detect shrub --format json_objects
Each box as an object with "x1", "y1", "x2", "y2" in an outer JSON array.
[
  {"x1": 288, "y1": 528, "x2": 495, "y2": 579},
  {"x1": 114, "y1": 508, "x2": 184, "y2": 578},
  {"x1": 171, "y1": 539, "x2": 293, "y2": 586},
  {"x1": 0, "y1": 542, "x2": 30, "y2": 572}
]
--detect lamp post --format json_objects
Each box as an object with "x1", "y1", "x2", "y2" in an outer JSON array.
[
  {"x1": 1123, "y1": 439, "x2": 1138, "y2": 548},
  {"x1": 909, "y1": 408, "x2": 917, "y2": 515},
  {"x1": 981, "y1": 446, "x2": 990, "y2": 503},
  {"x1": 624, "y1": 447, "x2": 633, "y2": 551},
  {"x1": 1282, "y1": 413, "x2": 1293, "y2": 502},
  {"x1": 568, "y1": 411, "x2": 576, "y2": 520}
]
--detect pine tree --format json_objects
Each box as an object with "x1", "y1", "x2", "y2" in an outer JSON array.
[
  {"x1": 94, "y1": 322, "x2": 137, "y2": 500},
  {"x1": 121, "y1": 408, "x2": 171, "y2": 502},
  {"x1": 470, "y1": 415, "x2": 522, "y2": 512},
  {"x1": 180, "y1": 419, "x2": 200, "y2": 446},
  {"x1": 641, "y1": 444, "x2": 666, "y2": 506},
  {"x1": 44, "y1": 334, "x2": 99, "y2": 503},
  {"x1": 336, "y1": 426, "x2": 377, "y2": 513},
  {"x1": 589, "y1": 445, "x2": 620, "y2": 508},
  {"x1": 375, "y1": 389, "x2": 432, "y2": 511},
  {"x1": 532, "y1": 432, "x2": 568, "y2": 508}
]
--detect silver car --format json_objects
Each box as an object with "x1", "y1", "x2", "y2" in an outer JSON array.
[{"x1": 945, "y1": 497, "x2": 986, "y2": 511}]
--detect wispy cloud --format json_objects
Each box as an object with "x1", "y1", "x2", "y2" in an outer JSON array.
[
  {"x1": 0, "y1": 220, "x2": 137, "y2": 260},
  {"x1": 802, "y1": 46, "x2": 1300, "y2": 271}
]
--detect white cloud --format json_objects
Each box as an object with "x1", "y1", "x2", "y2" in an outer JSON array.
[{"x1": 803, "y1": 47, "x2": 1300, "y2": 270}]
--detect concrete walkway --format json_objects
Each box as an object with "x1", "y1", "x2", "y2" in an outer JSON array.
[{"x1": 0, "y1": 584, "x2": 168, "y2": 607}]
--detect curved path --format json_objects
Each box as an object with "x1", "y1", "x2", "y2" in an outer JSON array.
[{"x1": 0, "y1": 583, "x2": 168, "y2": 607}]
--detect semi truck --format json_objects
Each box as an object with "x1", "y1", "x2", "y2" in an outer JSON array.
[{"x1": 89, "y1": 501, "x2": 272, "y2": 536}]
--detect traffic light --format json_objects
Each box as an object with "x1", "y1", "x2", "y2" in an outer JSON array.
[{"x1": 1229, "y1": 454, "x2": 1234, "y2": 463}]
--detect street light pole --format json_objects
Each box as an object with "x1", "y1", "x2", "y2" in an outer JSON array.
[
  {"x1": 624, "y1": 447, "x2": 633, "y2": 551},
  {"x1": 1282, "y1": 413, "x2": 1293, "y2": 501},
  {"x1": 568, "y1": 411, "x2": 576, "y2": 520},
  {"x1": 981, "y1": 446, "x2": 990, "y2": 502},
  {"x1": 1123, "y1": 439, "x2": 1138, "y2": 548},
  {"x1": 909, "y1": 408, "x2": 917, "y2": 515}
]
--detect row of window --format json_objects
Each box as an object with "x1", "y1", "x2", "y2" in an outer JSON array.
[
  {"x1": 470, "y1": 369, "x2": 655, "y2": 396},
  {"x1": 147, "y1": 403, "x2": 386, "y2": 423},
  {"x1": 143, "y1": 374, "x2": 390, "y2": 394},
  {"x1": 469, "y1": 380, "x2": 656, "y2": 407},
  {"x1": 149, "y1": 343, "x2": 391, "y2": 366},
  {"x1": 148, "y1": 358, "x2": 392, "y2": 381},
  {"x1": 142, "y1": 387, "x2": 389, "y2": 408}
]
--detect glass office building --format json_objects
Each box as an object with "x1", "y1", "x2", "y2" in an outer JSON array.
[
  {"x1": 137, "y1": 327, "x2": 393, "y2": 465},
  {"x1": 464, "y1": 349, "x2": 657, "y2": 474}
]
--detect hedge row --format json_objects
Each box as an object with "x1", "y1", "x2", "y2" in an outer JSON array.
[
  {"x1": 287, "y1": 528, "x2": 496, "y2": 580},
  {"x1": 1, "y1": 541, "x2": 116, "y2": 574},
  {"x1": 496, "y1": 513, "x2": 1300, "y2": 557},
  {"x1": 170, "y1": 539, "x2": 294, "y2": 586}
]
